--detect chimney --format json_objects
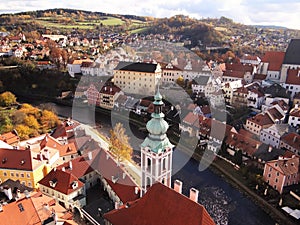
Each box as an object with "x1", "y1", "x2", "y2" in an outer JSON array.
[
  {"x1": 268, "y1": 146, "x2": 272, "y2": 152},
  {"x1": 24, "y1": 190, "x2": 30, "y2": 199},
  {"x1": 189, "y1": 187, "x2": 199, "y2": 202},
  {"x1": 135, "y1": 186, "x2": 139, "y2": 195},
  {"x1": 115, "y1": 202, "x2": 119, "y2": 209},
  {"x1": 110, "y1": 87, "x2": 112, "y2": 92},
  {"x1": 0, "y1": 204, "x2": 3, "y2": 212},
  {"x1": 44, "y1": 149, "x2": 50, "y2": 160},
  {"x1": 39, "y1": 153, "x2": 43, "y2": 161},
  {"x1": 122, "y1": 172, "x2": 126, "y2": 179},
  {"x1": 295, "y1": 104, "x2": 299, "y2": 109},
  {"x1": 174, "y1": 180, "x2": 183, "y2": 194},
  {"x1": 88, "y1": 151, "x2": 92, "y2": 160},
  {"x1": 62, "y1": 167, "x2": 65, "y2": 172},
  {"x1": 293, "y1": 136, "x2": 297, "y2": 143},
  {"x1": 69, "y1": 161, "x2": 73, "y2": 170},
  {"x1": 4, "y1": 187, "x2": 12, "y2": 200}
]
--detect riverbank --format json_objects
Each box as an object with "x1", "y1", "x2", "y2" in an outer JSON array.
[
  {"x1": 179, "y1": 145, "x2": 297, "y2": 225},
  {"x1": 29, "y1": 99, "x2": 296, "y2": 224}
]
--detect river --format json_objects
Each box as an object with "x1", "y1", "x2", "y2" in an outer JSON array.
[{"x1": 49, "y1": 103, "x2": 278, "y2": 225}]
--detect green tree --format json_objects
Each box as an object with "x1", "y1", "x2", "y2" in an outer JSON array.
[
  {"x1": 0, "y1": 91, "x2": 17, "y2": 107},
  {"x1": 109, "y1": 122, "x2": 133, "y2": 162}
]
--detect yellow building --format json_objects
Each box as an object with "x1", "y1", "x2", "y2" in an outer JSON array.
[
  {"x1": 0, "y1": 147, "x2": 59, "y2": 189},
  {"x1": 113, "y1": 62, "x2": 162, "y2": 96}
]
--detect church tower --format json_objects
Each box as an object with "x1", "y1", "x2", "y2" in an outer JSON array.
[{"x1": 140, "y1": 88, "x2": 174, "y2": 197}]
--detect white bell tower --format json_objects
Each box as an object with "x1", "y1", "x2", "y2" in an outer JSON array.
[{"x1": 140, "y1": 88, "x2": 174, "y2": 197}]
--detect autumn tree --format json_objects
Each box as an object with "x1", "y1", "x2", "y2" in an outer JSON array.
[
  {"x1": 40, "y1": 109, "x2": 59, "y2": 131},
  {"x1": 15, "y1": 124, "x2": 31, "y2": 140},
  {"x1": 24, "y1": 115, "x2": 40, "y2": 130},
  {"x1": 109, "y1": 123, "x2": 133, "y2": 162},
  {"x1": 0, "y1": 91, "x2": 17, "y2": 107}
]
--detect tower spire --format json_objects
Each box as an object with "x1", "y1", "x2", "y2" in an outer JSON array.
[{"x1": 140, "y1": 86, "x2": 174, "y2": 196}]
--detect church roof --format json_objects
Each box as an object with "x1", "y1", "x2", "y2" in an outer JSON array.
[
  {"x1": 283, "y1": 39, "x2": 300, "y2": 65},
  {"x1": 104, "y1": 182, "x2": 215, "y2": 225}
]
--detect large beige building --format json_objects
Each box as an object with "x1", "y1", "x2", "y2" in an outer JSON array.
[{"x1": 113, "y1": 62, "x2": 162, "y2": 96}]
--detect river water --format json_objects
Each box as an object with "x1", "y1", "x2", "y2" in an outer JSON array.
[{"x1": 50, "y1": 103, "x2": 278, "y2": 225}]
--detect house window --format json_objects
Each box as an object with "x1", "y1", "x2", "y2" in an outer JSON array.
[
  {"x1": 11, "y1": 172, "x2": 14, "y2": 177},
  {"x1": 28, "y1": 182, "x2": 32, "y2": 187},
  {"x1": 275, "y1": 178, "x2": 278, "y2": 183},
  {"x1": 277, "y1": 172, "x2": 279, "y2": 176},
  {"x1": 27, "y1": 173, "x2": 30, "y2": 178},
  {"x1": 3, "y1": 172, "x2": 7, "y2": 176},
  {"x1": 21, "y1": 173, "x2": 24, "y2": 178}
]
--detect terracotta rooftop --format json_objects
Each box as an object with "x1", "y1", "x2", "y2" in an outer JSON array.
[
  {"x1": 261, "y1": 51, "x2": 285, "y2": 71},
  {"x1": 104, "y1": 182, "x2": 215, "y2": 225},
  {"x1": 0, "y1": 197, "x2": 42, "y2": 225},
  {"x1": 40, "y1": 134, "x2": 78, "y2": 157},
  {"x1": 38, "y1": 169, "x2": 84, "y2": 195},
  {"x1": 247, "y1": 113, "x2": 273, "y2": 126},
  {"x1": 100, "y1": 83, "x2": 121, "y2": 95},
  {"x1": 290, "y1": 106, "x2": 300, "y2": 117},
  {"x1": 0, "y1": 148, "x2": 43, "y2": 171},
  {"x1": 183, "y1": 112, "x2": 199, "y2": 127},
  {"x1": 286, "y1": 69, "x2": 300, "y2": 85},
  {"x1": 225, "y1": 63, "x2": 254, "y2": 73},
  {"x1": 198, "y1": 116, "x2": 234, "y2": 141},
  {"x1": 57, "y1": 152, "x2": 95, "y2": 179},
  {"x1": 266, "y1": 156, "x2": 299, "y2": 176},
  {"x1": 92, "y1": 149, "x2": 139, "y2": 203},
  {"x1": 281, "y1": 133, "x2": 300, "y2": 150},
  {"x1": 253, "y1": 73, "x2": 267, "y2": 81},
  {"x1": 0, "y1": 131, "x2": 19, "y2": 145},
  {"x1": 226, "y1": 132, "x2": 261, "y2": 156}
]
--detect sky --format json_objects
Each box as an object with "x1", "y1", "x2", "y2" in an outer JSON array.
[{"x1": 0, "y1": 0, "x2": 299, "y2": 29}]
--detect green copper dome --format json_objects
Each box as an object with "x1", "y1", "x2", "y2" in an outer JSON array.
[
  {"x1": 146, "y1": 117, "x2": 169, "y2": 135},
  {"x1": 141, "y1": 85, "x2": 174, "y2": 153}
]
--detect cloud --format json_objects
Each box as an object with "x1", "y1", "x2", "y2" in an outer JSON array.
[{"x1": 0, "y1": 0, "x2": 299, "y2": 29}]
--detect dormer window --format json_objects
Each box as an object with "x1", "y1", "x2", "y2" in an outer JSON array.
[
  {"x1": 71, "y1": 181, "x2": 78, "y2": 189},
  {"x1": 49, "y1": 178, "x2": 57, "y2": 188}
]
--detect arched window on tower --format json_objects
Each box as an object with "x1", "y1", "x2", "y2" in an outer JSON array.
[
  {"x1": 147, "y1": 158, "x2": 151, "y2": 172},
  {"x1": 146, "y1": 177, "x2": 151, "y2": 189},
  {"x1": 162, "y1": 158, "x2": 166, "y2": 171}
]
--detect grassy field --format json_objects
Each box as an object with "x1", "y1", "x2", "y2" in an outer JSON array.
[{"x1": 30, "y1": 15, "x2": 148, "y2": 30}]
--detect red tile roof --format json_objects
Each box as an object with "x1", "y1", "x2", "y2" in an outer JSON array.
[
  {"x1": 247, "y1": 113, "x2": 273, "y2": 126},
  {"x1": 40, "y1": 134, "x2": 78, "y2": 157},
  {"x1": 0, "y1": 131, "x2": 19, "y2": 145},
  {"x1": 57, "y1": 152, "x2": 95, "y2": 179},
  {"x1": 104, "y1": 182, "x2": 215, "y2": 225},
  {"x1": 198, "y1": 116, "x2": 234, "y2": 141},
  {"x1": 225, "y1": 63, "x2": 254, "y2": 73},
  {"x1": 38, "y1": 169, "x2": 84, "y2": 195},
  {"x1": 253, "y1": 73, "x2": 267, "y2": 81},
  {"x1": 266, "y1": 156, "x2": 299, "y2": 176},
  {"x1": 0, "y1": 148, "x2": 36, "y2": 171},
  {"x1": 100, "y1": 83, "x2": 121, "y2": 95},
  {"x1": 290, "y1": 106, "x2": 300, "y2": 117},
  {"x1": 226, "y1": 132, "x2": 261, "y2": 156},
  {"x1": 0, "y1": 197, "x2": 42, "y2": 225},
  {"x1": 261, "y1": 51, "x2": 285, "y2": 71},
  {"x1": 286, "y1": 69, "x2": 300, "y2": 85},
  {"x1": 183, "y1": 112, "x2": 199, "y2": 126},
  {"x1": 281, "y1": 133, "x2": 300, "y2": 150},
  {"x1": 92, "y1": 149, "x2": 139, "y2": 203}
]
